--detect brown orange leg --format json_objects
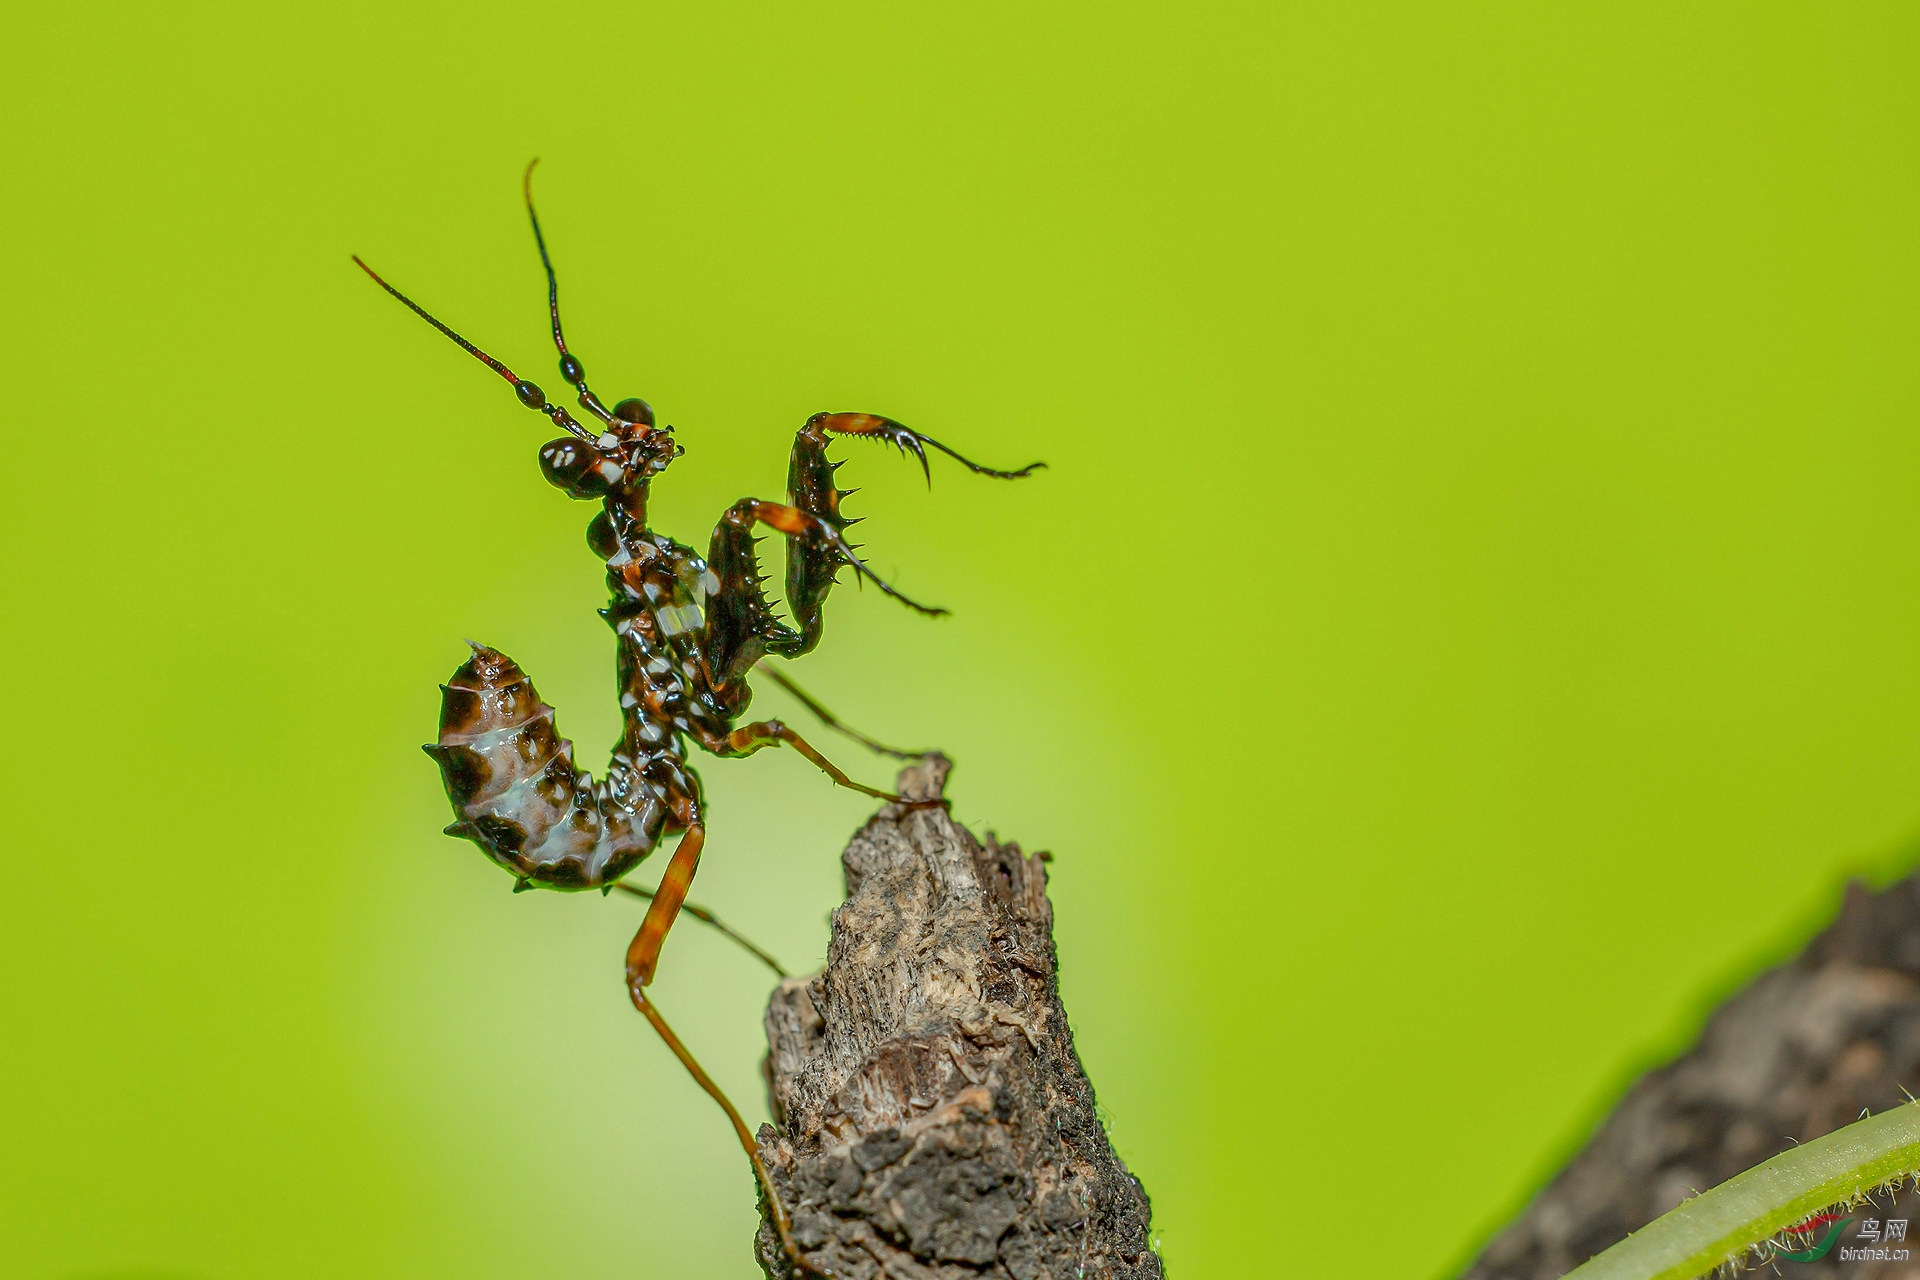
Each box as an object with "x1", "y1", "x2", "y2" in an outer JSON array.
[
  {"x1": 622, "y1": 825, "x2": 822, "y2": 1276},
  {"x1": 612, "y1": 880, "x2": 787, "y2": 977},
  {"x1": 720, "y1": 719, "x2": 947, "y2": 809},
  {"x1": 626, "y1": 991, "x2": 818, "y2": 1276},
  {"x1": 625, "y1": 824, "x2": 705, "y2": 987}
]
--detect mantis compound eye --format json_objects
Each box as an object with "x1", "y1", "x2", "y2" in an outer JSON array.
[
  {"x1": 613, "y1": 398, "x2": 655, "y2": 427},
  {"x1": 539, "y1": 436, "x2": 617, "y2": 497}
]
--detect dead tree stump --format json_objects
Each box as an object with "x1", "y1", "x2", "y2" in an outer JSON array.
[{"x1": 754, "y1": 754, "x2": 1161, "y2": 1280}]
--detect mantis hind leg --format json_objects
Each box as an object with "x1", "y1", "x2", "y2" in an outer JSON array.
[
  {"x1": 612, "y1": 880, "x2": 787, "y2": 977},
  {"x1": 627, "y1": 986, "x2": 814, "y2": 1275},
  {"x1": 621, "y1": 822, "x2": 818, "y2": 1275}
]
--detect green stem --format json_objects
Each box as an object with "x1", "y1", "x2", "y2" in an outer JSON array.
[{"x1": 1565, "y1": 1102, "x2": 1920, "y2": 1280}]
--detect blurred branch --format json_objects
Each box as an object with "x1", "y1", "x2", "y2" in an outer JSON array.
[{"x1": 1466, "y1": 873, "x2": 1920, "y2": 1280}]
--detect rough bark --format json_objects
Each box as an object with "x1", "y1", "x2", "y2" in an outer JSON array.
[
  {"x1": 1463, "y1": 871, "x2": 1920, "y2": 1279},
  {"x1": 753, "y1": 754, "x2": 1161, "y2": 1280}
]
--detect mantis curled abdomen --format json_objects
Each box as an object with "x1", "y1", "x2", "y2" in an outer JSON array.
[{"x1": 425, "y1": 643, "x2": 667, "y2": 892}]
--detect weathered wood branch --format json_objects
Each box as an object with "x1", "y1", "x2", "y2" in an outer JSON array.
[{"x1": 753, "y1": 755, "x2": 1161, "y2": 1280}]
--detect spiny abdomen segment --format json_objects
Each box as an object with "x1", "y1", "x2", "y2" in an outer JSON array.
[{"x1": 424, "y1": 643, "x2": 664, "y2": 890}]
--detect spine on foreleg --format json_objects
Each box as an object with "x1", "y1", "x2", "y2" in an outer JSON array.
[{"x1": 425, "y1": 643, "x2": 665, "y2": 890}]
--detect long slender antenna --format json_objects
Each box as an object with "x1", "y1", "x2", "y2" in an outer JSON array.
[
  {"x1": 352, "y1": 254, "x2": 593, "y2": 441},
  {"x1": 523, "y1": 159, "x2": 615, "y2": 424}
]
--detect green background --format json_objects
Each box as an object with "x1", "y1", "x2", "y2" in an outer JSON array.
[{"x1": 5, "y1": 3, "x2": 1919, "y2": 1277}]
